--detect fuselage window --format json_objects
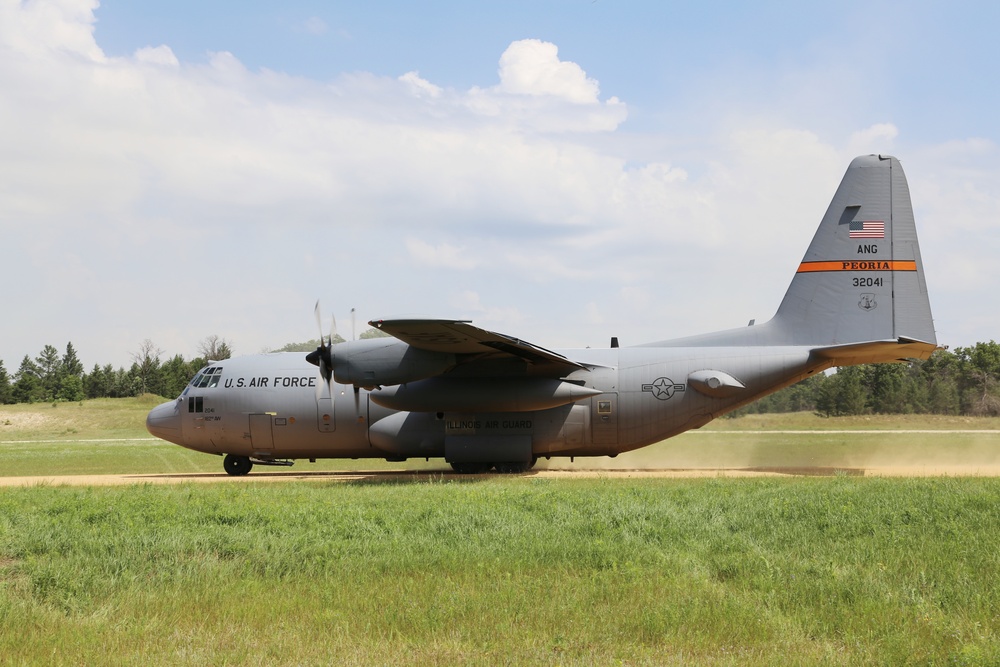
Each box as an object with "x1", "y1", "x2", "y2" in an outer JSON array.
[{"x1": 598, "y1": 400, "x2": 612, "y2": 414}]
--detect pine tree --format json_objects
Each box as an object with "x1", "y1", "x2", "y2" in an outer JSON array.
[
  {"x1": 0, "y1": 360, "x2": 12, "y2": 404},
  {"x1": 62, "y1": 342, "x2": 84, "y2": 378},
  {"x1": 816, "y1": 366, "x2": 868, "y2": 416},
  {"x1": 13, "y1": 355, "x2": 43, "y2": 403},
  {"x1": 161, "y1": 354, "x2": 197, "y2": 398},
  {"x1": 84, "y1": 363, "x2": 109, "y2": 399},
  {"x1": 34, "y1": 344, "x2": 62, "y2": 401},
  {"x1": 58, "y1": 375, "x2": 85, "y2": 402}
]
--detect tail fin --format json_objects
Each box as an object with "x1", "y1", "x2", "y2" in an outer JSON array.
[{"x1": 771, "y1": 154, "x2": 937, "y2": 354}]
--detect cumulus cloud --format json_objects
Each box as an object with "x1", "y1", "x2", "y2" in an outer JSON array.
[
  {"x1": 466, "y1": 39, "x2": 627, "y2": 133},
  {"x1": 496, "y1": 39, "x2": 600, "y2": 103}
]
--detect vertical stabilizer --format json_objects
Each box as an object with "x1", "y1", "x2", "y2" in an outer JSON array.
[{"x1": 772, "y1": 155, "x2": 936, "y2": 347}]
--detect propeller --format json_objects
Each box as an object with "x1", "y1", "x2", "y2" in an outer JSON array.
[
  {"x1": 306, "y1": 302, "x2": 362, "y2": 416},
  {"x1": 306, "y1": 301, "x2": 336, "y2": 399}
]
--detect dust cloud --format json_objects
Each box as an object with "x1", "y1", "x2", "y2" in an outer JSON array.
[{"x1": 533, "y1": 429, "x2": 1000, "y2": 476}]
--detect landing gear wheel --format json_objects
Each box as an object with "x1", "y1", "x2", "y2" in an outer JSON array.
[
  {"x1": 224, "y1": 454, "x2": 253, "y2": 476},
  {"x1": 449, "y1": 462, "x2": 492, "y2": 474},
  {"x1": 494, "y1": 460, "x2": 534, "y2": 474}
]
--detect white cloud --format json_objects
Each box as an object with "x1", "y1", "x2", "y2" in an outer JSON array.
[
  {"x1": 496, "y1": 39, "x2": 600, "y2": 103},
  {"x1": 447, "y1": 291, "x2": 525, "y2": 329},
  {"x1": 398, "y1": 71, "x2": 442, "y2": 98},
  {"x1": 405, "y1": 239, "x2": 479, "y2": 270},
  {"x1": 848, "y1": 122, "x2": 899, "y2": 156},
  {"x1": 466, "y1": 39, "x2": 627, "y2": 133},
  {"x1": 134, "y1": 45, "x2": 179, "y2": 67},
  {"x1": 0, "y1": 0, "x2": 104, "y2": 61}
]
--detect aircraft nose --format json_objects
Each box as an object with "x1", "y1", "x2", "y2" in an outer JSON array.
[{"x1": 146, "y1": 399, "x2": 182, "y2": 444}]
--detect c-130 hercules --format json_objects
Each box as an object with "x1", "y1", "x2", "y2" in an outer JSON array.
[{"x1": 147, "y1": 155, "x2": 939, "y2": 475}]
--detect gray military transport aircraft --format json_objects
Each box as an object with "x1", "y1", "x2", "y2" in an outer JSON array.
[{"x1": 147, "y1": 155, "x2": 938, "y2": 475}]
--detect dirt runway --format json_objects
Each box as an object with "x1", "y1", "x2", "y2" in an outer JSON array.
[{"x1": 3, "y1": 465, "x2": 1000, "y2": 487}]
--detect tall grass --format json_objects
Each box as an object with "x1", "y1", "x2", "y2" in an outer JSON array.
[{"x1": 1, "y1": 478, "x2": 999, "y2": 665}]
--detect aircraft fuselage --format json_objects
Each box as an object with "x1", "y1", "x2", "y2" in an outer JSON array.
[{"x1": 147, "y1": 343, "x2": 822, "y2": 463}]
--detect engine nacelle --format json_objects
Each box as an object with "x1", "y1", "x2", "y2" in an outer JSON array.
[
  {"x1": 331, "y1": 338, "x2": 455, "y2": 389},
  {"x1": 369, "y1": 377, "x2": 601, "y2": 413}
]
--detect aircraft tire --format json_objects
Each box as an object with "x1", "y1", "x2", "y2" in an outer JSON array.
[
  {"x1": 493, "y1": 459, "x2": 535, "y2": 474},
  {"x1": 224, "y1": 454, "x2": 253, "y2": 476},
  {"x1": 449, "y1": 462, "x2": 492, "y2": 474}
]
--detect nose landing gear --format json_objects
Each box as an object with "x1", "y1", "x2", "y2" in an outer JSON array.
[{"x1": 223, "y1": 454, "x2": 253, "y2": 476}]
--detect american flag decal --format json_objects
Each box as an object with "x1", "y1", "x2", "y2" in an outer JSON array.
[{"x1": 849, "y1": 220, "x2": 885, "y2": 238}]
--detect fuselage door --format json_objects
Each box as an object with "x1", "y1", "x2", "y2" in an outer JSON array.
[
  {"x1": 591, "y1": 393, "x2": 618, "y2": 445},
  {"x1": 249, "y1": 414, "x2": 274, "y2": 451}
]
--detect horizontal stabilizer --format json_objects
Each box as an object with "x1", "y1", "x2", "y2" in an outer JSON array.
[{"x1": 811, "y1": 337, "x2": 940, "y2": 365}]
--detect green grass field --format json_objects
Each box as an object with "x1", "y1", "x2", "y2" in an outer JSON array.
[
  {"x1": 2, "y1": 399, "x2": 1000, "y2": 665},
  {"x1": 2, "y1": 478, "x2": 999, "y2": 665}
]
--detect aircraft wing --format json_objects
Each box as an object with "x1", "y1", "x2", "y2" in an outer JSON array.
[{"x1": 369, "y1": 318, "x2": 589, "y2": 373}]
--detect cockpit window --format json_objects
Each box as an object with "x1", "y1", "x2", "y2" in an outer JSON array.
[{"x1": 189, "y1": 366, "x2": 224, "y2": 389}]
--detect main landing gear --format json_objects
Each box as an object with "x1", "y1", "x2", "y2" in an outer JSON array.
[
  {"x1": 221, "y1": 455, "x2": 536, "y2": 476},
  {"x1": 450, "y1": 458, "x2": 538, "y2": 474}
]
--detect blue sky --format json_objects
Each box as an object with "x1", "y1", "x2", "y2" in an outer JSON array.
[
  {"x1": 1, "y1": 0, "x2": 998, "y2": 369},
  {"x1": 91, "y1": 1, "x2": 999, "y2": 140}
]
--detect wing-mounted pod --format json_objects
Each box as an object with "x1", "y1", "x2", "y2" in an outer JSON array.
[{"x1": 687, "y1": 370, "x2": 746, "y2": 398}]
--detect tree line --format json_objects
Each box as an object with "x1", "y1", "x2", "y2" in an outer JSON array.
[
  {"x1": 0, "y1": 331, "x2": 390, "y2": 406},
  {"x1": 0, "y1": 336, "x2": 234, "y2": 405},
  {"x1": 1, "y1": 338, "x2": 998, "y2": 416}
]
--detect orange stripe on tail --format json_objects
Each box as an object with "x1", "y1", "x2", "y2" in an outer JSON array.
[{"x1": 796, "y1": 260, "x2": 918, "y2": 273}]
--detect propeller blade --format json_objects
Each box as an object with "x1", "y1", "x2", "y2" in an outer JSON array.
[{"x1": 309, "y1": 301, "x2": 334, "y2": 386}]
